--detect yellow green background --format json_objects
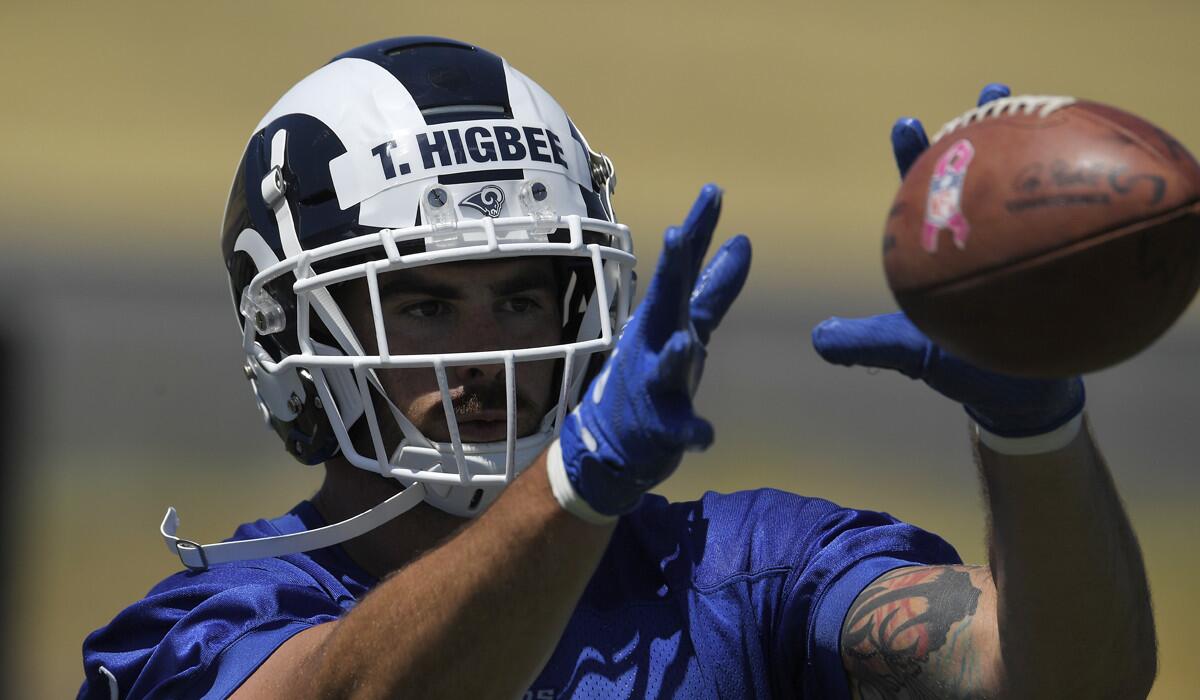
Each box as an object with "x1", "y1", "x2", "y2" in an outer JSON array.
[{"x1": 2, "y1": 1, "x2": 1198, "y2": 697}]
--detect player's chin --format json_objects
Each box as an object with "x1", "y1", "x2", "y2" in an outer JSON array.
[{"x1": 454, "y1": 419, "x2": 509, "y2": 443}]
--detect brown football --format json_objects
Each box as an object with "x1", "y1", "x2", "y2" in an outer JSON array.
[{"x1": 883, "y1": 95, "x2": 1200, "y2": 377}]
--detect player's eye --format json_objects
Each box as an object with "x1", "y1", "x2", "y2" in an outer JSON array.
[
  {"x1": 498, "y1": 297, "x2": 540, "y2": 313},
  {"x1": 401, "y1": 300, "x2": 450, "y2": 318}
]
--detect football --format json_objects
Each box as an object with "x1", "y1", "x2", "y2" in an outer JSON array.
[{"x1": 883, "y1": 95, "x2": 1200, "y2": 377}]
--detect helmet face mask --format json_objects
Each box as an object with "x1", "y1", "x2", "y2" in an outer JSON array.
[
  {"x1": 221, "y1": 37, "x2": 634, "y2": 520},
  {"x1": 270, "y1": 218, "x2": 633, "y2": 516},
  {"x1": 343, "y1": 258, "x2": 563, "y2": 441}
]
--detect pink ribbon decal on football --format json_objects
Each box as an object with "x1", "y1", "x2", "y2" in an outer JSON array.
[{"x1": 922, "y1": 138, "x2": 975, "y2": 253}]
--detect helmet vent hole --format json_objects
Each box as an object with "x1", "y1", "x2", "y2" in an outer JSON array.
[
  {"x1": 467, "y1": 489, "x2": 484, "y2": 511},
  {"x1": 299, "y1": 189, "x2": 337, "y2": 207},
  {"x1": 384, "y1": 41, "x2": 472, "y2": 56}
]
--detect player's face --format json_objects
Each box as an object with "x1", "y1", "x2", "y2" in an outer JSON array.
[{"x1": 342, "y1": 257, "x2": 563, "y2": 444}]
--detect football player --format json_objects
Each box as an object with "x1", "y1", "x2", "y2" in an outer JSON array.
[{"x1": 79, "y1": 39, "x2": 1155, "y2": 699}]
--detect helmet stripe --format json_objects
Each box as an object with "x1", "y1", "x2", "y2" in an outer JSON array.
[{"x1": 332, "y1": 36, "x2": 512, "y2": 124}]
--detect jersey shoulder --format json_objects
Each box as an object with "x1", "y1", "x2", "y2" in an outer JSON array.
[
  {"x1": 628, "y1": 489, "x2": 945, "y2": 595},
  {"x1": 601, "y1": 489, "x2": 960, "y2": 698},
  {"x1": 639, "y1": 489, "x2": 959, "y2": 699},
  {"x1": 79, "y1": 502, "x2": 367, "y2": 700}
]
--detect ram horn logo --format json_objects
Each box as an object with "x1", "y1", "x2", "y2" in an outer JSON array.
[{"x1": 460, "y1": 185, "x2": 505, "y2": 218}]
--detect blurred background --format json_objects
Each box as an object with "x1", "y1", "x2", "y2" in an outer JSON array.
[{"x1": 2, "y1": 1, "x2": 1198, "y2": 696}]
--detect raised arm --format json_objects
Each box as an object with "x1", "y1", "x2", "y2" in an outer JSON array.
[
  {"x1": 839, "y1": 420, "x2": 1155, "y2": 698},
  {"x1": 815, "y1": 83, "x2": 1156, "y2": 698},
  {"x1": 234, "y1": 454, "x2": 612, "y2": 699}
]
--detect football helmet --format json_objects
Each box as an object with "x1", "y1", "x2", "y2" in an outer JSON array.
[{"x1": 161, "y1": 37, "x2": 633, "y2": 568}]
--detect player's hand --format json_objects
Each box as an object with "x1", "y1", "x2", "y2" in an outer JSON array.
[
  {"x1": 812, "y1": 312, "x2": 1084, "y2": 440},
  {"x1": 813, "y1": 83, "x2": 1084, "y2": 451},
  {"x1": 548, "y1": 184, "x2": 751, "y2": 520},
  {"x1": 891, "y1": 82, "x2": 1012, "y2": 177}
]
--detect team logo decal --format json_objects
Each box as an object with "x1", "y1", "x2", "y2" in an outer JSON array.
[
  {"x1": 460, "y1": 185, "x2": 505, "y2": 218},
  {"x1": 922, "y1": 138, "x2": 975, "y2": 253}
]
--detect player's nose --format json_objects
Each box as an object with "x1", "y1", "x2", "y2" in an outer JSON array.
[
  {"x1": 447, "y1": 311, "x2": 508, "y2": 384},
  {"x1": 452, "y1": 360, "x2": 506, "y2": 385}
]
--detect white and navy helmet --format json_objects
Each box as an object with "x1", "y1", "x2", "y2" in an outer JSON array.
[{"x1": 162, "y1": 37, "x2": 633, "y2": 568}]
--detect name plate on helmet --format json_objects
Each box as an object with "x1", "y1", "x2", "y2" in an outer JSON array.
[{"x1": 330, "y1": 119, "x2": 588, "y2": 210}]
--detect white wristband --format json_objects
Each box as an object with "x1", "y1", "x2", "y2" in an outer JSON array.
[
  {"x1": 974, "y1": 413, "x2": 1083, "y2": 455},
  {"x1": 545, "y1": 439, "x2": 619, "y2": 525}
]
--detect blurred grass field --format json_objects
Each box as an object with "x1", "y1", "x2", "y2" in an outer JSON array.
[{"x1": 4, "y1": 1, "x2": 1200, "y2": 697}]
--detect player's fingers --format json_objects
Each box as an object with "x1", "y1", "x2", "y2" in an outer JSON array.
[
  {"x1": 891, "y1": 117, "x2": 929, "y2": 179},
  {"x1": 639, "y1": 186, "x2": 723, "y2": 348},
  {"x1": 680, "y1": 414, "x2": 715, "y2": 452},
  {"x1": 650, "y1": 328, "x2": 704, "y2": 394},
  {"x1": 653, "y1": 394, "x2": 715, "y2": 451},
  {"x1": 810, "y1": 312, "x2": 932, "y2": 380},
  {"x1": 690, "y1": 235, "x2": 752, "y2": 345},
  {"x1": 680, "y1": 183, "x2": 723, "y2": 276},
  {"x1": 977, "y1": 82, "x2": 1011, "y2": 106},
  {"x1": 638, "y1": 226, "x2": 694, "y2": 349}
]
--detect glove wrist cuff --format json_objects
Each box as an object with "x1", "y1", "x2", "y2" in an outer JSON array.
[
  {"x1": 974, "y1": 413, "x2": 1083, "y2": 455},
  {"x1": 545, "y1": 439, "x2": 620, "y2": 526}
]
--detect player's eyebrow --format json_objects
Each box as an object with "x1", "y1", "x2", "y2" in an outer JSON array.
[
  {"x1": 377, "y1": 275, "x2": 463, "y2": 301},
  {"x1": 376, "y1": 261, "x2": 558, "y2": 301},
  {"x1": 488, "y1": 264, "x2": 558, "y2": 297}
]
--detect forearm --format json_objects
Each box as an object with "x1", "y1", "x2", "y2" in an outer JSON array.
[
  {"x1": 977, "y1": 415, "x2": 1156, "y2": 697},
  {"x1": 298, "y1": 455, "x2": 614, "y2": 699}
]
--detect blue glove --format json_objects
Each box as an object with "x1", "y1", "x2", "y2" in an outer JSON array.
[
  {"x1": 814, "y1": 84, "x2": 1085, "y2": 447},
  {"x1": 891, "y1": 82, "x2": 1011, "y2": 177},
  {"x1": 551, "y1": 184, "x2": 752, "y2": 519},
  {"x1": 812, "y1": 312, "x2": 1084, "y2": 438}
]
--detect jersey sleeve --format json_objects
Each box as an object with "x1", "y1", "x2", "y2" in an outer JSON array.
[
  {"x1": 775, "y1": 499, "x2": 962, "y2": 699},
  {"x1": 78, "y1": 564, "x2": 346, "y2": 700},
  {"x1": 648, "y1": 489, "x2": 959, "y2": 699}
]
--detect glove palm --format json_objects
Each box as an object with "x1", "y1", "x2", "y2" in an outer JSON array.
[{"x1": 558, "y1": 185, "x2": 752, "y2": 516}]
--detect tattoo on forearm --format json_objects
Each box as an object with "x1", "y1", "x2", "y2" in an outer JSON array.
[{"x1": 841, "y1": 566, "x2": 987, "y2": 699}]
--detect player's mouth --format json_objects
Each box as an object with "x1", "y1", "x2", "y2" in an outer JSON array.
[{"x1": 446, "y1": 409, "x2": 510, "y2": 443}]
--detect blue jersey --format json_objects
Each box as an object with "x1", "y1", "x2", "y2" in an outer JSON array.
[{"x1": 79, "y1": 489, "x2": 959, "y2": 699}]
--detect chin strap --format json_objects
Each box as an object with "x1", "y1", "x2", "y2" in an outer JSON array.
[{"x1": 160, "y1": 483, "x2": 427, "y2": 570}]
